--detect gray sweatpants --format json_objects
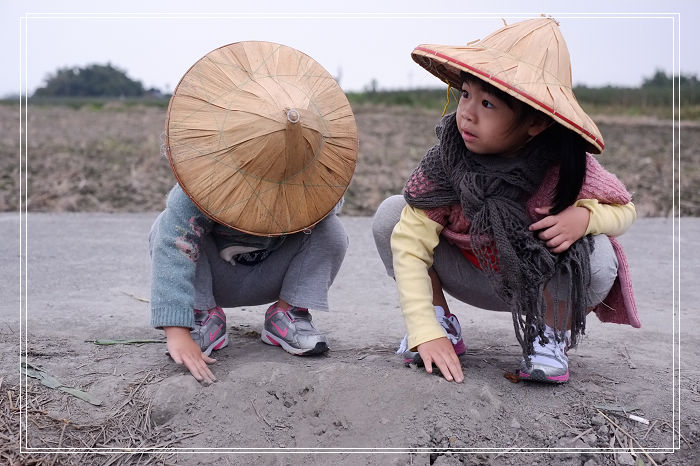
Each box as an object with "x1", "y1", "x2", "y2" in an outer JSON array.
[
  {"x1": 149, "y1": 213, "x2": 348, "y2": 312},
  {"x1": 372, "y1": 195, "x2": 618, "y2": 313}
]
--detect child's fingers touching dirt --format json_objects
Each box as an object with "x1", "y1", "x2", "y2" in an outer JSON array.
[
  {"x1": 179, "y1": 352, "x2": 218, "y2": 385},
  {"x1": 164, "y1": 326, "x2": 218, "y2": 384},
  {"x1": 168, "y1": 343, "x2": 218, "y2": 384},
  {"x1": 417, "y1": 337, "x2": 464, "y2": 383}
]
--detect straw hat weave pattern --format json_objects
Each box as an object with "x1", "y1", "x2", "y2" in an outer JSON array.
[
  {"x1": 166, "y1": 41, "x2": 358, "y2": 235},
  {"x1": 412, "y1": 17, "x2": 604, "y2": 153}
]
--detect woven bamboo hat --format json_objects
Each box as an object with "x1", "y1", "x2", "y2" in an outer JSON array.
[
  {"x1": 165, "y1": 41, "x2": 358, "y2": 235},
  {"x1": 411, "y1": 17, "x2": 604, "y2": 154}
]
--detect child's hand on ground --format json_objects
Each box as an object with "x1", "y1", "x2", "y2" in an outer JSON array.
[
  {"x1": 164, "y1": 327, "x2": 217, "y2": 384},
  {"x1": 529, "y1": 205, "x2": 590, "y2": 253},
  {"x1": 417, "y1": 337, "x2": 464, "y2": 383}
]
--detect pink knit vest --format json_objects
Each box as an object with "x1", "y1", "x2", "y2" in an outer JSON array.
[{"x1": 425, "y1": 154, "x2": 641, "y2": 328}]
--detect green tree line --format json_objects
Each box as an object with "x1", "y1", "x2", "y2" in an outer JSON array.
[
  {"x1": 574, "y1": 69, "x2": 699, "y2": 106},
  {"x1": 33, "y1": 63, "x2": 155, "y2": 98},
  {"x1": 27, "y1": 64, "x2": 699, "y2": 118},
  {"x1": 346, "y1": 69, "x2": 698, "y2": 110}
]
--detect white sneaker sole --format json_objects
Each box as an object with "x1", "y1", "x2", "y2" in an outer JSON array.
[{"x1": 261, "y1": 329, "x2": 328, "y2": 355}]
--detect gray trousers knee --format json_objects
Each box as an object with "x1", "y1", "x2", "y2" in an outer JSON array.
[
  {"x1": 149, "y1": 214, "x2": 348, "y2": 312},
  {"x1": 372, "y1": 195, "x2": 618, "y2": 312}
]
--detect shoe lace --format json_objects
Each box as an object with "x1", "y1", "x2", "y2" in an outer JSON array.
[
  {"x1": 535, "y1": 327, "x2": 568, "y2": 358},
  {"x1": 436, "y1": 311, "x2": 461, "y2": 344},
  {"x1": 396, "y1": 307, "x2": 461, "y2": 355}
]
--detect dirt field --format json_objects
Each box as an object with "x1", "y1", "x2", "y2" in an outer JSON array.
[
  {"x1": 1, "y1": 104, "x2": 698, "y2": 217},
  {"x1": 3, "y1": 213, "x2": 698, "y2": 466},
  {"x1": 1, "y1": 104, "x2": 698, "y2": 465}
]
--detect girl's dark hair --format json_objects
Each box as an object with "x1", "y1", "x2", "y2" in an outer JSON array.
[
  {"x1": 543, "y1": 124, "x2": 587, "y2": 215},
  {"x1": 459, "y1": 71, "x2": 587, "y2": 213}
]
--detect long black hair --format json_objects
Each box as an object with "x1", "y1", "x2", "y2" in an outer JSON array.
[
  {"x1": 459, "y1": 71, "x2": 587, "y2": 214},
  {"x1": 542, "y1": 124, "x2": 587, "y2": 214}
]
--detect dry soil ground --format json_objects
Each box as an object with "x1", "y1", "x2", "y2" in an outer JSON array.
[
  {"x1": 1, "y1": 104, "x2": 698, "y2": 465},
  {"x1": 1, "y1": 104, "x2": 698, "y2": 217}
]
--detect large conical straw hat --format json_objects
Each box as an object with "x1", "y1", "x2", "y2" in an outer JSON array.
[
  {"x1": 411, "y1": 17, "x2": 604, "y2": 154},
  {"x1": 165, "y1": 41, "x2": 358, "y2": 235}
]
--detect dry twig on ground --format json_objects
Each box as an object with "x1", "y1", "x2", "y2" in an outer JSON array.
[{"x1": 1, "y1": 370, "x2": 202, "y2": 466}]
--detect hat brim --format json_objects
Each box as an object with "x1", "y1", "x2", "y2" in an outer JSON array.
[
  {"x1": 166, "y1": 41, "x2": 358, "y2": 236},
  {"x1": 412, "y1": 45, "x2": 604, "y2": 154}
]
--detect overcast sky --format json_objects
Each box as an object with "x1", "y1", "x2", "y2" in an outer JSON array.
[{"x1": 5, "y1": 0, "x2": 698, "y2": 98}]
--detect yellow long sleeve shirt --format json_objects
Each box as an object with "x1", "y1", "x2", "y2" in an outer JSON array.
[{"x1": 390, "y1": 200, "x2": 636, "y2": 351}]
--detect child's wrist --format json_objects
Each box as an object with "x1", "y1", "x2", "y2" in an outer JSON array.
[
  {"x1": 164, "y1": 326, "x2": 191, "y2": 338},
  {"x1": 574, "y1": 205, "x2": 592, "y2": 236}
]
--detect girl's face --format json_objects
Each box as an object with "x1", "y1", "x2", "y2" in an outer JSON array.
[{"x1": 456, "y1": 80, "x2": 544, "y2": 157}]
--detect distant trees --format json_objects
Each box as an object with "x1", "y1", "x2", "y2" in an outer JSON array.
[
  {"x1": 33, "y1": 63, "x2": 146, "y2": 97},
  {"x1": 30, "y1": 64, "x2": 698, "y2": 108},
  {"x1": 573, "y1": 70, "x2": 698, "y2": 108},
  {"x1": 642, "y1": 69, "x2": 699, "y2": 88},
  {"x1": 642, "y1": 69, "x2": 698, "y2": 103}
]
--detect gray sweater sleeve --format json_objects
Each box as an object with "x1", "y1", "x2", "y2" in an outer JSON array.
[{"x1": 150, "y1": 185, "x2": 213, "y2": 329}]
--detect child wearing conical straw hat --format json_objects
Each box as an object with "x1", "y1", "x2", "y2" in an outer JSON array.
[
  {"x1": 372, "y1": 17, "x2": 640, "y2": 383},
  {"x1": 149, "y1": 41, "x2": 358, "y2": 383}
]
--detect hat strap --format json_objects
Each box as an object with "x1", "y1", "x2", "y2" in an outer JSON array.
[{"x1": 442, "y1": 85, "x2": 460, "y2": 117}]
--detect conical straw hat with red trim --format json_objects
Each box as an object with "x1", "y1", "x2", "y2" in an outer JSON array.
[
  {"x1": 411, "y1": 17, "x2": 604, "y2": 154},
  {"x1": 165, "y1": 41, "x2": 358, "y2": 236}
]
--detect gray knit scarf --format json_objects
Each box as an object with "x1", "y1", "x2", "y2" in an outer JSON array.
[{"x1": 404, "y1": 113, "x2": 593, "y2": 356}]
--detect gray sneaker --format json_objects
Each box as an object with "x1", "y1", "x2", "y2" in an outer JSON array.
[
  {"x1": 518, "y1": 326, "x2": 570, "y2": 383},
  {"x1": 261, "y1": 303, "x2": 329, "y2": 355},
  {"x1": 397, "y1": 306, "x2": 466, "y2": 366},
  {"x1": 190, "y1": 307, "x2": 229, "y2": 356}
]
